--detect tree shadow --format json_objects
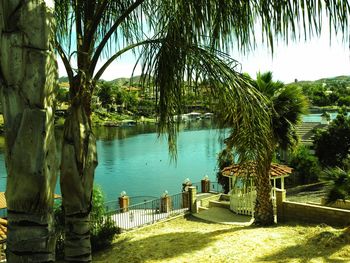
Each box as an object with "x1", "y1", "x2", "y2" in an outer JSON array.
[
  {"x1": 93, "y1": 225, "x2": 247, "y2": 262},
  {"x1": 258, "y1": 228, "x2": 350, "y2": 263}
]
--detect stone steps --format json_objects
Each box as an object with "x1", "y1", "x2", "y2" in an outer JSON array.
[{"x1": 209, "y1": 200, "x2": 230, "y2": 209}]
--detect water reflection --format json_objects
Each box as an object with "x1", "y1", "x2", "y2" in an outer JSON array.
[{"x1": 0, "y1": 120, "x2": 226, "y2": 201}]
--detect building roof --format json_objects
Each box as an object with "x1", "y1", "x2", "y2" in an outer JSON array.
[
  {"x1": 0, "y1": 218, "x2": 6, "y2": 241},
  {"x1": 222, "y1": 163, "x2": 293, "y2": 178},
  {"x1": 0, "y1": 193, "x2": 6, "y2": 210}
]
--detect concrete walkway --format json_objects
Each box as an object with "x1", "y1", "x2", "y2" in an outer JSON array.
[{"x1": 192, "y1": 207, "x2": 253, "y2": 226}]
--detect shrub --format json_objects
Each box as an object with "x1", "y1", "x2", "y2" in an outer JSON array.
[
  {"x1": 91, "y1": 217, "x2": 121, "y2": 251},
  {"x1": 216, "y1": 148, "x2": 234, "y2": 193},
  {"x1": 322, "y1": 167, "x2": 350, "y2": 203},
  {"x1": 54, "y1": 185, "x2": 120, "y2": 259},
  {"x1": 288, "y1": 145, "x2": 321, "y2": 186}
]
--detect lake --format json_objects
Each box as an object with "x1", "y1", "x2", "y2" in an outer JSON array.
[
  {"x1": 0, "y1": 112, "x2": 342, "y2": 203},
  {"x1": 0, "y1": 120, "x2": 226, "y2": 202}
]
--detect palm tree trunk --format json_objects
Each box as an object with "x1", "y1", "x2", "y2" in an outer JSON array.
[
  {"x1": 254, "y1": 155, "x2": 274, "y2": 226},
  {"x1": 60, "y1": 101, "x2": 97, "y2": 262},
  {"x1": 0, "y1": 0, "x2": 58, "y2": 261}
]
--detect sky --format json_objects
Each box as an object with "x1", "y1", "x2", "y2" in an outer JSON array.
[{"x1": 57, "y1": 25, "x2": 350, "y2": 84}]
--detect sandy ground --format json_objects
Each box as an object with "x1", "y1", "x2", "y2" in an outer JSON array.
[{"x1": 93, "y1": 215, "x2": 350, "y2": 263}]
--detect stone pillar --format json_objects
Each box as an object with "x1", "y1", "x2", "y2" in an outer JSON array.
[
  {"x1": 201, "y1": 178, "x2": 210, "y2": 193},
  {"x1": 181, "y1": 179, "x2": 192, "y2": 208},
  {"x1": 119, "y1": 195, "x2": 129, "y2": 213},
  {"x1": 276, "y1": 189, "x2": 286, "y2": 223},
  {"x1": 188, "y1": 186, "x2": 198, "y2": 213},
  {"x1": 182, "y1": 191, "x2": 189, "y2": 208},
  {"x1": 160, "y1": 195, "x2": 172, "y2": 213}
]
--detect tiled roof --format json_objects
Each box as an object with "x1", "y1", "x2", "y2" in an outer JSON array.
[
  {"x1": 0, "y1": 218, "x2": 6, "y2": 241},
  {"x1": 0, "y1": 193, "x2": 6, "y2": 210},
  {"x1": 222, "y1": 163, "x2": 292, "y2": 178}
]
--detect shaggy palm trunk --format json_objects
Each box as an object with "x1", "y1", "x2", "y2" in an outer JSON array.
[
  {"x1": 0, "y1": 0, "x2": 58, "y2": 261},
  {"x1": 254, "y1": 155, "x2": 274, "y2": 226},
  {"x1": 61, "y1": 87, "x2": 97, "y2": 262}
]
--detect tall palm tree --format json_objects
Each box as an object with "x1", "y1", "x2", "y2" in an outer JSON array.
[
  {"x1": 53, "y1": 2, "x2": 350, "y2": 259},
  {"x1": 254, "y1": 71, "x2": 308, "y2": 224},
  {"x1": 0, "y1": 1, "x2": 58, "y2": 261}
]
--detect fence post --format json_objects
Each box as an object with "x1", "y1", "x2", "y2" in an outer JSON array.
[
  {"x1": 160, "y1": 192, "x2": 172, "y2": 213},
  {"x1": 182, "y1": 179, "x2": 192, "y2": 208},
  {"x1": 275, "y1": 188, "x2": 286, "y2": 223},
  {"x1": 188, "y1": 186, "x2": 198, "y2": 213},
  {"x1": 201, "y1": 176, "x2": 210, "y2": 193},
  {"x1": 119, "y1": 194, "x2": 129, "y2": 213}
]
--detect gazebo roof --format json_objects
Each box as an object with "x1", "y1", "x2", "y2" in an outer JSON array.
[{"x1": 222, "y1": 163, "x2": 292, "y2": 179}]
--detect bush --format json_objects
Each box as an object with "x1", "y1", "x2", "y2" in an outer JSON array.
[
  {"x1": 91, "y1": 217, "x2": 121, "y2": 251},
  {"x1": 216, "y1": 148, "x2": 234, "y2": 193},
  {"x1": 288, "y1": 145, "x2": 321, "y2": 186},
  {"x1": 313, "y1": 110, "x2": 350, "y2": 167},
  {"x1": 322, "y1": 167, "x2": 350, "y2": 203},
  {"x1": 54, "y1": 185, "x2": 120, "y2": 259},
  {"x1": 90, "y1": 186, "x2": 120, "y2": 251}
]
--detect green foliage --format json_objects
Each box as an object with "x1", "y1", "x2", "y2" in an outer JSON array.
[
  {"x1": 56, "y1": 86, "x2": 69, "y2": 104},
  {"x1": 90, "y1": 186, "x2": 120, "y2": 251},
  {"x1": 97, "y1": 82, "x2": 116, "y2": 106},
  {"x1": 216, "y1": 148, "x2": 235, "y2": 193},
  {"x1": 91, "y1": 218, "x2": 120, "y2": 251},
  {"x1": 322, "y1": 167, "x2": 350, "y2": 203},
  {"x1": 54, "y1": 186, "x2": 120, "y2": 257},
  {"x1": 289, "y1": 76, "x2": 350, "y2": 108},
  {"x1": 54, "y1": 201, "x2": 65, "y2": 260},
  {"x1": 288, "y1": 145, "x2": 321, "y2": 186},
  {"x1": 313, "y1": 111, "x2": 350, "y2": 167},
  {"x1": 253, "y1": 71, "x2": 308, "y2": 150}
]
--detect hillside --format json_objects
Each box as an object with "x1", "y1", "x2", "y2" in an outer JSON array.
[{"x1": 290, "y1": 75, "x2": 350, "y2": 89}]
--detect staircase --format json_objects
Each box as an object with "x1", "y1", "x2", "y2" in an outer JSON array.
[
  {"x1": 296, "y1": 122, "x2": 327, "y2": 144},
  {"x1": 207, "y1": 194, "x2": 230, "y2": 209}
]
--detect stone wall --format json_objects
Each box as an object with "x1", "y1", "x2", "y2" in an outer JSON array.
[
  {"x1": 321, "y1": 198, "x2": 350, "y2": 210},
  {"x1": 276, "y1": 189, "x2": 350, "y2": 227}
]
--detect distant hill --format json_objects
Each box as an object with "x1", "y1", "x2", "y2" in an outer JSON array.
[
  {"x1": 58, "y1": 76, "x2": 69, "y2": 83},
  {"x1": 108, "y1": 75, "x2": 144, "y2": 86},
  {"x1": 58, "y1": 75, "x2": 145, "y2": 87},
  {"x1": 290, "y1": 75, "x2": 350, "y2": 88}
]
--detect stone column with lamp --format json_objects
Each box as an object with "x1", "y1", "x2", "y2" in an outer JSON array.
[
  {"x1": 201, "y1": 175, "x2": 210, "y2": 193},
  {"x1": 160, "y1": 190, "x2": 172, "y2": 213},
  {"x1": 182, "y1": 178, "x2": 192, "y2": 208},
  {"x1": 119, "y1": 191, "x2": 129, "y2": 212}
]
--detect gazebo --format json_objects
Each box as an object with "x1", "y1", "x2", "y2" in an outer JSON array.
[{"x1": 222, "y1": 163, "x2": 292, "y2": 215}]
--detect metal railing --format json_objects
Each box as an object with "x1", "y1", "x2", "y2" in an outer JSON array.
[
  {"x1": 104, "y1": 196, "x2": 158, "y2": 212},
  {"x1": 191, "y1": 181, "x2": 224, "y2": 193},
  {"x1": 103, "y1": 192, "x2": 188, "y2": 231}
]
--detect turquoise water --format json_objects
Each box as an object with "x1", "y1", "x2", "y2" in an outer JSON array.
[
  {"x1": 0, "y1": 121, "x2": 226, "y2": 202},
  {"x1": 0, "y1": 112, "x2": 344, "y2": 202}
]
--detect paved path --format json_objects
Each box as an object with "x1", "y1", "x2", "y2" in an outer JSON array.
[{"x1": 193, "y1": 207, "x2": 253, "y2": 226}]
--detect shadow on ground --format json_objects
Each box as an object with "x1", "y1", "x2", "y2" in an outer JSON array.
[
  {"x1": 258, "y1": 227, "x2": 350, "y2": 263},
  {"x1": 93, "y1": 224, "x2": 247, "y2": 262}
]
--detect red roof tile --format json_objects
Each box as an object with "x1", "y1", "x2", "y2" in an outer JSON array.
[{"x1": 222, "y1": 162, "x2": 292, "y2": 178}]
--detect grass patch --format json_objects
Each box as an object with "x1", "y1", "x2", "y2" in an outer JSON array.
[{"x1": 93, "y1": 216, "x2": 350, "y2": 263}]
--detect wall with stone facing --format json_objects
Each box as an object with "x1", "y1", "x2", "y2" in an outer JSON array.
[
  {"x1": 276, "y1": 189, "x2": 350, "y2": 227},
  {"x1": 321, "y1": 198, "x2": 350, "y2": 210}
]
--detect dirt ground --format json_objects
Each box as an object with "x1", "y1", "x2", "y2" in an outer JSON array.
[{"x1": 93, "y1": 215, "x2": 350, "y2": 263}]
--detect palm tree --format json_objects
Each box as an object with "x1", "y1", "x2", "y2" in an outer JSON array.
[
  {"x1": 323, "y1": 167, "x2": 350, "y2": 204},
  {"x1": 0, "y1": 1, "x2": 58, "y2": 261},
  {"x1": 253, "y1": 71, "x2": 308, "y2": 224},
  {"x1": 53, "y1": 2, "x2": 350, "y2": 258}
]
